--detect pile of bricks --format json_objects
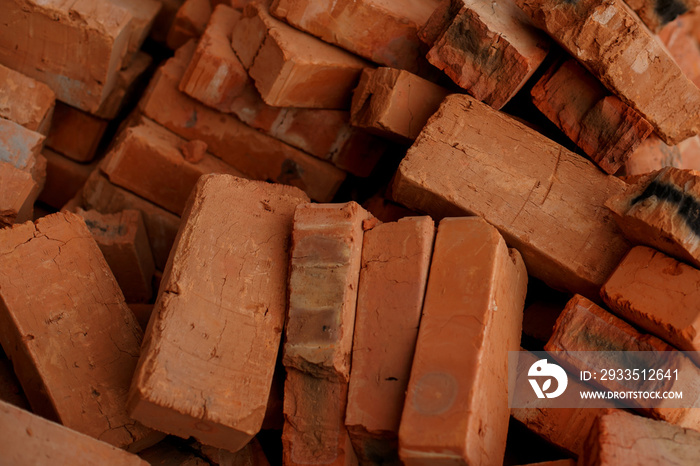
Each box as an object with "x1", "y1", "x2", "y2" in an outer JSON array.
[{"x1": 2, "y1": 0, "x2": 700, "y2": 464}]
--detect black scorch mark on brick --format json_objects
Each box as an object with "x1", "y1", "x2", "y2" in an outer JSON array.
[
  {"x1": 631, "y1": 180, "x2": 700, "y2": 236},
  {"x1": 655, "y1": 0, "x2": 688, "y2": 25}
]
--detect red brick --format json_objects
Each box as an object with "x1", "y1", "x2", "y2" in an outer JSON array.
[
  {"x1": 601, "y1": 246, "x2": 700, "y2": 358},
  {"x1": 195, "y1": 438, "x2": 271, "y2": 465},
  {"x1": 0, "y1": 354, "x2": 30, "y2": 410},
  {"x1": 623, "y1": 135, "x2": 700, "y2": 176},
  {"x1": 0, "y1": 0, "x2": 133, "y2": 113},
  {"x1": 282, "y1": 368, "x2": 357, "y2": 466},
  {"x1": 94, "y1": 51, "x2": 154, "y2": 121},
  {"x1": 129, "y1": 175, "x2": 308, "y2": 452},
  {"x1": 76, "y1": 208, "x2": 156, "y2": 303},
  {"x1": 624, "y1": 0, "x2": 698, "y2": 32},
  {"x1": 179, "y1": 5, "x2": 248, "y2": 111},
  {"x1": 128, "y1": 304, "x2": 155, "y2": 332},
  {"x1": 0, "y1": 400, "x2": 149, "y2": 466},
  {"x1": 659, "y1": 17, "x2": 700, "y2": 89},
  {"x1": 514, "y1": 0, "x2": 700, "y2": 145},
  {"x1": 531, "y1": 59, "x2": 653, "y2": 174},
  {"x1": 110, "y1": 0, "x2": 162, "y2": 66},
  {"x1": 418, "y1": 0, "x2": 452, "y2": 47},
  {"x1": 0, "y1": 117, "x2": 46, "y2": 179},
  {"x1": 140, "y1": 43, "x2": 346, "y2": 202},
  {"x1": 426, "y1": 0, "x2": 549, "y2": 109},
  {"x1": 346, "y1": 216, "x2": 434, "y2": 464},
  {"x1": 234, "y1": 1, "x2": 369, "y2": 109},
  {"x1": 100, "y1": 120, "x2": 243, "y2": 215},
  {"x1": 580, "y1": 410, "x2": 700, "y2": 465},
  {"x1": 270, "y1": 0, "x2": 442, "y2": 75},
  {"x1": 38, "y1": 148, "x2": 100, "y2": 210},
  {"x1": 392, "y1": 93, "x2": 630, "y2": 300},
  {"x1": 151, "y1": 0, "x2": 187, "y2": 44},
  {"x1": 284, "y1": 202, "x2": 374, "y2": 381},
  {"x1": 362, "y1": 194, "x2": 420, "y2": 223},
  {"x1": 0, "y1": 161, "x2": 39, "y2": 228},
  {"x1": 81, "y1": 170, "x2": 181, "y2": 270},
  {"x1": 167, "y1": 0, "x2": 212, "y2": 49},
  {"x1": 520, "y1": 461, "x2": 576, "y2": 466},
  {"x1": 0, "y1": 64, "x2": 56, "y2": 135},
  {"x1": 45, "y1": 103, "x2": 109, "y2": 163},
  {"x1": 399, "y1": 217, "x2": 527, "y2": 465},
  {"x1": 605, "y1": 167, "x2": 700, "y2": 268},
  {"x1": 0, "y1": 212, "x2": 159, "y2": 450},
  {"x1": 137, "y1": 437, "x2": 209, "y2": 465},
  {"x1": 350, "y1": 67, "x2": 450, "y2": 143},
  {"x1": 545, "y1": 295, "x2": 700, "y2": 431}
]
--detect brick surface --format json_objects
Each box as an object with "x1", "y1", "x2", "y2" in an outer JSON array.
[
  {"x1": 109, "y1": 0, "x2": 162, "y2": 66},
  {"x1": 545, "y1": 295, "x2": 700, "y2": 431},
  {"x1": 514, "y1": 0, "x2": 700, "y2": 145},
  {"x1": 0, "y1": 400, "x2": 148, "y2": 466},
  {"x1": 95, "y1": 51, "x2": 154, "y2": 121},
  {"x1": 128, "y1": 304, "x2": 154, "y2": 331},
  {"x1": 137, "y1": 438, "x2": 209, "y2": 465},
  {"x1": 0, "y1": 117, "x2": 46, "y2": 179},
  {"x1": 0, "y1": 64, "x2": 55, "y2": 135},
  {"x1": 580, "y1": 410, "x2": 700, "y2": 465},
  {"x1": 399, "y1": 217, "x2": 527, "y2": 465},
  {"x1": 129, "y1": 175, "x2": 308, "y2": 452},
  {"x1": 77, "y1": 208, "x2": 156, "y2": 303},
  {"x1": 0, "y1": 0, "x2": 133, "y2": 113},
  {"x1": 350, "y1": 67, "x2": 450, "y2": 143},
  {"x1": 167, "y1": 0, "x2": 212, "y2": 50},
  {"x1": 101, "y1": 120, "x2": 243, "y2": 215},
  {"x1": 46, "y1": 103, "x2": 109, "y2": 163},
  {"x1": 151, "y1": 0, "x2": 187, "y2": 44},
  {"x1": 624, "y1": 0, "x2": 699, "y2": 32},
  {"x1": 427, "y1": 0, "x2": 549, "y2": 109},
  {"x1": 362, "y1": 194, "x2": 420, "y2": 223},
  {"x1": 392, "y1": 94, "x2": 630, "y2": 300},
  {"x1": 623, "y1": 135, "x2": 700, "y2": 176},
  {"x1": 601, "y1": 246, "x2": 700, "y2": 358},
  {"x1": 605, "y1": 167, "x2": 700, "y2": 268},
  {"x1": 38, "y1": 148, "x2": 100, "y2": 210},
  {"x1": 659, "y1": 16, "x2": 700, "y2": 89},
  {"x1": 234, "y1": 1, "x2": 369, "y2": 109},
  {"x1": 81, "y1": 170, "x2": 181, "y2": 270},
  {"x1": 282, "y1": 368, "x2": 358, "y2": 466},
  {"x1": 284, "y1": 202, "x2": 374, "y2": 381},
  {"x1": 193, "y1": 438, "x2": 271, "y2": 465},
  {"x1": 0, "y1": 161, "x2": 39, "y2": 228},
  {"x1": 140, "y1": 43, "x2": 345, "y2": 202},
  {"x1": 270, "y1": 0, "x2": 441, "y2": 74},
  {"x1": 0, "y1": 212, "x2": 158, "y2": 451},
  {"x1": 346, "y1": 216, "x2": 434, "y2": 465},
  {"x1": 531, "y1": 59, "x2": 653, "y2": 174}
]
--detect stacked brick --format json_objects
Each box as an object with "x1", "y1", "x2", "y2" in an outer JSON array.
[{"x1": 4, "y1": 0, "x2": 700, "y2": 463}]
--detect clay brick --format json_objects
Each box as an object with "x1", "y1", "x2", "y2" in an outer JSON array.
[
  {"x1": 282, "y1": 368, "x2": 357, "y2": 466},
  {"x1": 580, "y1": 410, "x2": 700, "y2": 465},
  {"x1": 392, "y1": 94, "x2": 630, "y2": 300},
  {"x1": 0, "y1": 400, "x2": 148, "y2": 466},
  {"x1": 95, "y1": 51, "x2": 154, "y2": 121},
  {"x1": 180, "y1": 5, "x2": 248, "y2": 111},
  {"x1": 128, "y1": 304, "x2": 154, "y2": 331},
  {"x1": 623, "y1": 135, "x2": 700, "y2": 176},
  {"x1": 0, "y1": 117, "x2": 46, "y2": 178},
  {"x1": 233, "y1": 1, "x2": 369, "y2": 109},
  {"x1": 0, "y1": 64, "x2": 56, "y2": 135},
  {"x1": 399, "y1": 217, "x2": 527, "y2": 465},
  {"x1": 427, "y1": 0, "x2": 549, "y2": 110},
  {"x1": 346, "y1": 216, "x2": 434, "y2": 464},
  {"x1": 76, "y1": 208, "x2": 156, "y2": 303},
  {"x1": 167, "y1": 0, "x2": 212, "y2": 49},
  {"x1": 101, "y1": 120, "x2": 243, "y2": 215},
  {"x1": 270, "y1": 0, "x2": 441, "y2": 74},
  {"x1": 0, "y1": 0, "x2": 133, "y2": 113},
  {"x1": 418, "y1": 0, "x2": 452, "y2": 47},
  {"x1": 45, "y1": 103, "x2": 109, "y2": 163},
  {"x1": 284, "y1": 202, "x2": 374, "y2": 381},
  {"x1": 601, "y1": 246, "x2": 700, "y2": 358},
  {"x1": 0, "y1": 212, "x2": 158, "y2": 450},
  {"x1": 38, "y1": 148, "x2": 99, "y2": 210},
  {"x1": 138, "y1": 437, "x2": 209, "y2": 465},
  {"x1": 81, "y1": 170, "x2": 181, "y2": 270},
  {"x1": 0, "y1": 353, "x2": 30, "y2": 410},
  {"x1": 181, "y1": 8, "x2": 384, "y2": 176},
  {"x1": 350, "y1": 67, "x2": 450, "y2": 143},
  {"x1": 531, "y1": 59, "x2": 653, "y2": 174},
  {"x1": 605, "y1": 167, "x2": 700, "y2": 268},
  {"x1": 109, "y1": 0, "x2": 162, "y2": 65},
  {"x1": 151, "y1": 0, "x2": 186, "y2": 44},
  {"x1": 659, "y1": 17, "x2": 700, "y2": 89},
  {"x1": 519, "y1": 461, "x2": 576, "y2": 466},
  {"x1": 0, "y1": 161, "x2": 39, "y2": 228},
  {"x1": 140, "y1": 43, "x2": 345, "y2": 202},
  {"x1": 514, "y1": 0, "x2": 700, "y2": 145},
  {"x1": 362, "y1": 194, "x2": 420, "y2": 223},
  {"x1": 129, "y1": 175, "x2": 308, "y2": 452},
  {"x1": 624, "y1": 0, "x2": 699, "y2": 32},
  {"x1": 195, "y1": 438, "x2": 271, "y2": 465},
  {"x1": 545, "y1": 294, "x2": 700, "y2": 431}
]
